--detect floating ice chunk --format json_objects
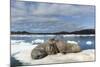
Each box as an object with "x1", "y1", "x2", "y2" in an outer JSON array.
[
  {"x1": 86, "y1": 41, "x2": 92, "y2": 45},
  {"x1": 67, "y1": 40, "x2": 78, "y2": 45},
  {"x1": 32, "y1": 39, "x2": 44, "y2": 44},
  {"x1": 11, "y1": 40, "x2": 32, "y2": 45},
  {"x1": 11, "y1": 40, "x2": 24, "y2": 43},
  {"x1": 11, "y1": 40, "x2": 25, "y2": 45},
  {"x1": 18, "y1": 42, "x2": 32, "y2": 45}
]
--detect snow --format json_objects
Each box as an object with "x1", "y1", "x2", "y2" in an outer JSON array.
[{"x1": 11, "y1": 44, "x2": 95, "y2": 65}]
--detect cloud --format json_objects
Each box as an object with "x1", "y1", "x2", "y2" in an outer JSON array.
[
  {"x1": 31, "y1": 3, "x2": 94, "y2": 16},
  {"x1": 11, "y1": 1, "x2": 95, "y2": 32},
  {"x1": 11, "y1": 1, "x2": 95, "y2": 17}
]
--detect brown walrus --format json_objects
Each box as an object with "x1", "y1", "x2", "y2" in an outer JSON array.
[
  {"x1": 31, "y1": 38, "x2": 81, "y2": 59},
  {"x1": 55, "y1": 40, "x2": 67, "y2": 54},
  {"x1": 66, "y1": 42, "x2": 81, "y2": 53},
  {"x1": 31, "y1": 38, "x2": 59, "y2": 59},
  {"x1": 55, "y1": 40, "x2": 81, "y2": 54},
  {"x1": 31, "y1": 44, "x2": 48, "y2": 59},
  {"x1": 45, "y1": 39, "x2": 59, "y2": 55}
]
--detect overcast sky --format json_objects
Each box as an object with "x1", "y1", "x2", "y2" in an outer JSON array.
[{"x1": 11, "y1": 0, "x2": 95, "y2": 33}]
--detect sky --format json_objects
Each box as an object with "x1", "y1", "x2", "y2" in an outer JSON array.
[{"x1": 11, "y1": 0, "x2": 95, "y2": 33}]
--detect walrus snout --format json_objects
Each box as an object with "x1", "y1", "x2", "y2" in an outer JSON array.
[{"x1": 47, "y1": 38, "x2": 56, "y2": 45}]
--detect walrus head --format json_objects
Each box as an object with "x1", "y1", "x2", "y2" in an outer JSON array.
[
  {"x1": 48, "y1": 38, "x2": 57, "y2": 45},
  {"x1": 31, "y1": 49, "x2": 48, "y2": 59}
]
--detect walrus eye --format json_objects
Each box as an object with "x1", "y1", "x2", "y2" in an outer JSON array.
[{"x1": 37, "y1": 55, "x2": 40, "y2": 58}]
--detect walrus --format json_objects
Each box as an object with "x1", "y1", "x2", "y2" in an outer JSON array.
[
  {"x1": 31, "y1": 38, "x2": 59, "y2": 59},
  {"x1": 55, "y1": 39, "x2": 81, "y2": 54},
  {"x1": 31, "y1": 44, "x2": 48, "y2": 59},
  {"x1": 45, "y1": 38, "x2": 59, "y2": 55},
  {"x1": 66, "y1": 42, "x2": 81, "y2": 53},
  {"x1": 55, "y1": 40, "x2": 67, "y2": 54},
  {"x1": 31, "y1": 38, "x2": 81, "y2": 59}
]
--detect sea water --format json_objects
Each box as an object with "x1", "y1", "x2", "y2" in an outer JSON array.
[{"x1": 11, "y1": 35, "x2": 95, "y2": 50}]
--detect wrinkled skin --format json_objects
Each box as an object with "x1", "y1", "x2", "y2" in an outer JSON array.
[
  {"x1": 31, "y1": 39, "x2": 59, "y2": 59},
  {"x1": 66, "y1": 43, "x2": 81, "y2": 53},
  {"x1": 31, "y1": 44, "x2": 48, "y2": 59},
  {"x1": 31, "y1": 38, "x2": 81, "y2": 60},
  {"x1": 55, "y1": 40, "x2": 67, "y2": 54},
  {"x1": 45, "y1": 39, "x2": 59, "y2": 55},
  {"x1": 55, "y1": 40, "x2": 81, "y2": 54}
]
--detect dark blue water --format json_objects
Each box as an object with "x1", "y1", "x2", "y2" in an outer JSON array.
[{"x1": 11, "y1": 35, "x2": 95, "y2": 50}]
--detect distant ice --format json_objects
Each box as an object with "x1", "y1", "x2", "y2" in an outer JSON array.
[
  {"x1": 86, "y1": 41, "x2": 93, "y2": 45},
  {"x1": 32, "y1": 39, "x2": 44, "y2": 44},
  {"x1": 11, "y1": 35, "x2": 55, "y2": 37},
  {"x1": 11, "y1": 34, "x2": 95, "y2": 37},
  {"x1": 11, "y1": 40, "x2": 33, "y2": 45},
  {"x1": 67, "y1": 40, "x2": 78, "y2": 45},
  {"x1": 11, "y1": 40, "x2": 24, "y2": 43}
]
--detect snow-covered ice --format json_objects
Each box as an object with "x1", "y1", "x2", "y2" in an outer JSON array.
[{"x1": 11, "y1": 44, "x2": 95, "y2": 65}]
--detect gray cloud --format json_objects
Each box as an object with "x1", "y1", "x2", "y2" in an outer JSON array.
[{"x1": 11, "y1": 1, "x2": 95, "y2": 32}]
